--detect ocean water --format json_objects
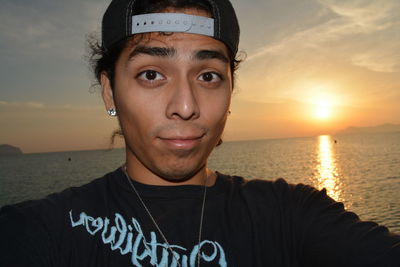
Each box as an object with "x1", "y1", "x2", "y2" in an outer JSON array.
[{"x1": 1, "y1": 133, "x2": 399, "y2": 233}]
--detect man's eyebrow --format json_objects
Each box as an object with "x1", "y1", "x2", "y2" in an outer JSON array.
[
  {"x1": 128, "y1": 45, "x2": 176, "y2": 60},
  {"x1": 194, "y1": 50, "x2": 229, "y2": 63}
]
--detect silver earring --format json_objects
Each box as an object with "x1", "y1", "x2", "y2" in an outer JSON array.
[{"x1": 107, "y1": 108, "x2": 117, "y2": 117}]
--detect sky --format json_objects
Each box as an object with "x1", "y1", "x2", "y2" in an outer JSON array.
[{"x1": 1, "y1": 0, "x2": 399, "y2": 153}]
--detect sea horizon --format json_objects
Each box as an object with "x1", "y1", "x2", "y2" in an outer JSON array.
[
  {"x1": 4, "y1": 126, "x2": 400, "y2": 155},
  {"x1": 1, "y1": 132, "x2": 399, "y2": 233}
]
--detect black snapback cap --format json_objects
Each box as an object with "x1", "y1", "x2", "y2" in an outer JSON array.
[{"x1": 102, "y1": 0, "x2": 240, "y2": 56}]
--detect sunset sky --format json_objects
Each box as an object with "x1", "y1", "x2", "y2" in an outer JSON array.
[{"x1": 1, "y1": 0, "x2": 399, "y2": 153}]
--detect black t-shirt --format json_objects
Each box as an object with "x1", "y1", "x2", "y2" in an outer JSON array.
[{"x1": 0, "y1": 168, "x2": 399, "y2": 266}]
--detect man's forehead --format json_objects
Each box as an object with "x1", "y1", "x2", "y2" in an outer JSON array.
[
  {"x1": 125, "y1": 46, "x2": 230, "y2": 66},
  {"x1": 124, "y1": 32, "x2": 230, "y2": 60}
]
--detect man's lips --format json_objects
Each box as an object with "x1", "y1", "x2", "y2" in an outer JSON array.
[{"x1": 158, "y1": 135, "x2": 204, "y2": 149}]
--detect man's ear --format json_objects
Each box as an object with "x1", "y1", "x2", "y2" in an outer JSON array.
[{"x1": 100, "y1": 71, "x2": 115, "y2": 111}]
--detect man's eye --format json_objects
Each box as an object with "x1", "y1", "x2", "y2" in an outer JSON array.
[
  {"x1": 137, "y1": 70, "x2": 164, "y2": 81},
  {"x1": 198, "y1": 72, "x2": 222, "y2": 82}
]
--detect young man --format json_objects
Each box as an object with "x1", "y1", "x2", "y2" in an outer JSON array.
[{"x1": 0, "y1": 0, "x2": 399, "y2": 266}]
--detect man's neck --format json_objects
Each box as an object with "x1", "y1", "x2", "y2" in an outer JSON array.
[{"x1": 125, "y1": 154, "x2": 216, "y2": 186}]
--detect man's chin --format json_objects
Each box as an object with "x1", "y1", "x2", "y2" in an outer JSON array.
[{"x1": 153, "y1": 163, "x2": 206, "y2": 183}]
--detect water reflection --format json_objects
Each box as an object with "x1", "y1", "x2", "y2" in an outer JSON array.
[{"x1": 316, "y1": 135, "x2": 343, "y2": 202}]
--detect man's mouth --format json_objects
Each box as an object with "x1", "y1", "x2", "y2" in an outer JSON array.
[{"x1": 158, "y1": 134, "x2": 204, "y2": 150}]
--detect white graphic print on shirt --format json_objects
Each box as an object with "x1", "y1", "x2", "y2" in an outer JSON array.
[{"x1": 69, "y1": 210, "x2": 227, "y2": 266}]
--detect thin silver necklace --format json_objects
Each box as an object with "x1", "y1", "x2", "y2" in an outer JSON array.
[{"x1": 123, "y1": 166, "x2": 208, "y2": 267}]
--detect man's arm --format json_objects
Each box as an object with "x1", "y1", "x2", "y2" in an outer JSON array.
[
  {"x1": 0, "y1": 204, "x2": 54, "y2": 267},
  {"x1": 290, "y1": 184, "x2": 400, "y2": 266}
]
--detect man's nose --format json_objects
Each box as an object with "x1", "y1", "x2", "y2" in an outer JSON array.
[{"x1": 165, "y1": 77, "x2": 200, "y2": 120}]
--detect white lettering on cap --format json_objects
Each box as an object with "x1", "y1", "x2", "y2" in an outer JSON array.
[{"x1": 131, "y1": 13, "x2": 214, "y2": 36}]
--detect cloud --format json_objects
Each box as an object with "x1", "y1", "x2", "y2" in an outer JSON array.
[
  {"x1": 246, "y1": 0, "x2": 400, "y2": 73},
  {"x1": 352, "y1": 50, "x2": 400, "y2": 73},
  {"x1": 0, "y1": 4, "x2": 65, "y2": 53},
  {"x1": 0, "y1": 101, "x2": 45, "y2": 109},
  {"x1": 321, "y1": 0, "x2": 397, "y2": 31},
  {"x1": 0, "y1": 101, "x2": 103, "y2": 112},
  {"x1": 0, "y1": 0, "x2": 108, "y2": 61},
  {"x1": 321, "y1": 0, "x2": 400, "y2": 72}
]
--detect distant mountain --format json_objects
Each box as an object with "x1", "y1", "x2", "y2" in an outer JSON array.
[
  {"x1": 338, "y1": 123, "x2": 400, "y2": 135},
  {"x1": 0, "y1": 144, "x2": 23, "y2": 155}
]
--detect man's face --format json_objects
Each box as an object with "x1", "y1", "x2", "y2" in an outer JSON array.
[{"x1": 102, "y1": 15, "x2": 232, "y2": 183}]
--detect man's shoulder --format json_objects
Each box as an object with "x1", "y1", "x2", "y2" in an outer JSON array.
[
  {"x1": 219, "y1": 172, "x2": 319, "y2": 195},
  {"x1": 0, "y1": 168, "x2": 121, "y2": 222},
  {"x1": 217, "y1": 172, "x2": 335, "y2": 209}
]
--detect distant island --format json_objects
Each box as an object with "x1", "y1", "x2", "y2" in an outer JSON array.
[
  {"x1": 0, "y1": 144, "x2": 23, "y2": 155},
  {"x1": 338, "y1": 123, "x2": 400, "y2": 135}
]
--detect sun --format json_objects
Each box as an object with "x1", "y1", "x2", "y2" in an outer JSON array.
[
  {"x1": 311, "y1": 95, "x2": 335, "y2": 120},
  {"x1": 297, "y1": 82, "x2": 343, "y2": 121},
  {"x1": 314, "y1": 100, "x2": 332, "y2": 119}
]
